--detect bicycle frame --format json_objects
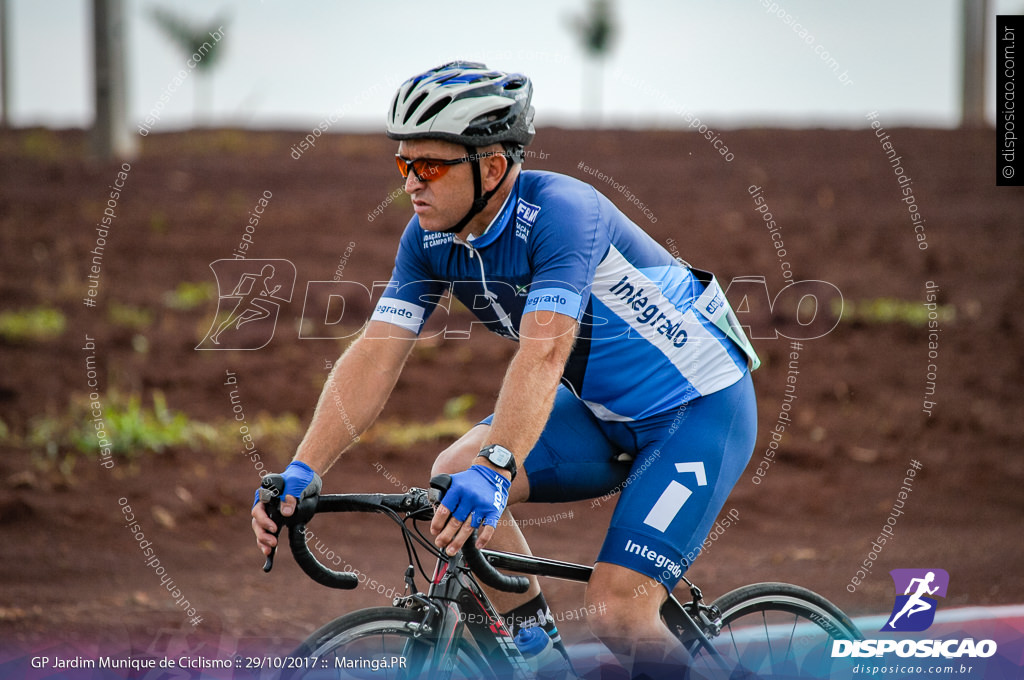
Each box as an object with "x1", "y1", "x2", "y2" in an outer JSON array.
[
  {"x1": 259, "y1": 477, "x2": 734, "y2": 678},
  {"x1": 409, "y1": 553, "x2": 535, "y2": 678},
  {"x1": 393, "y1": 545, "x2": 732, "y2": 678},
  {"x1": 469, "y1": 550, "x2": 731, "y2": 674}
]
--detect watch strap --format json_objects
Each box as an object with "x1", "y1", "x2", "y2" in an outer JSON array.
[{"x1": 477, "y1": 444, "x2": 517, "y2": 480}]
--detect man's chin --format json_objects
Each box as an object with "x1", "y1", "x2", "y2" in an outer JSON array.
[{"x1": 417, "y1": 218, "x2": 452, "y2": 232}]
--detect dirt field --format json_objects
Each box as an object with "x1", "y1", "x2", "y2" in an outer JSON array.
[{"x1": 1, "y1": 125, "x2": 1021, "y2": 661}]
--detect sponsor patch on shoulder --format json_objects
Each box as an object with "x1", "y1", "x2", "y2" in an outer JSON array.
[
  {"x1": 515, "y1": 199, "x2": 541, "y2": 227},
  {"x1": 705, "y1": 293, "x2": 724, "y2": 315}
]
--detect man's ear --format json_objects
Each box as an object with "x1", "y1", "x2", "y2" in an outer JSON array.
[{"x1": 483, "y1": 151, "x2": 509, "y2": 191}]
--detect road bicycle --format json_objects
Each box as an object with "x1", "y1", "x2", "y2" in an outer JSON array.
[{"x1": 258, "y1": 473, "x2": 863, "y2": 679}]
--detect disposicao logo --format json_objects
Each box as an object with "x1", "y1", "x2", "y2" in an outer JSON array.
[
  {"x1": 883, "y1": 568, "x2": 948, "y2": 632},
  {"x1": 197, "y1": 259, "x2": 296, "y2": 350},
  {"x1": 831, "y1": 569, "x2": 997, "y2": 659}
]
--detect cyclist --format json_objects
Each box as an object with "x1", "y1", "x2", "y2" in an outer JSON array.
[{"x1": 252, "y1": 61, "x2": 759, "y2": 678}]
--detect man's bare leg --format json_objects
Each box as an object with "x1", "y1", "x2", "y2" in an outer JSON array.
[{"x1": 586, "y1": 562, "x2": 694, "y2": 678}]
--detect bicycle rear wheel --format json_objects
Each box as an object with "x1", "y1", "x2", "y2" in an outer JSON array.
[
  {"x1": 688, "y1": 582, "x2": 863, "y2": 679},
  {"x1": 284, "y1": 606, "x2": 496, "y2": 680}
]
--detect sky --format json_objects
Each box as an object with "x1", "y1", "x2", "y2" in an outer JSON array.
[{"x1": 4, "y1": 0, "x2": 1019, "y2": 132}]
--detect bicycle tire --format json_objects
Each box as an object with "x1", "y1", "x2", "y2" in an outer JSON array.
[
  {"x1": 688, "y1": 582, "x2": 863, "y2": 679},
  {"x1": 283, "y1": 606, "x2": 497, "y2": 680}
]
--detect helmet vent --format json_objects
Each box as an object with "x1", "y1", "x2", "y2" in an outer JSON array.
[
  {"x1": 470, "y1": 106, "x2": 512, "y2": 134},
  {"x1": 403, "y1": 92, "x2": 429, "y2": 125},
  {"x1": 417, "y1": 96, "x2": 452, "y2": 126},
  {"x1": 403, "y1": 76, "x2": 425, "y2": 103},
  {"x1": 389, "y1": 93, "x2": 399, "y2": 124}
]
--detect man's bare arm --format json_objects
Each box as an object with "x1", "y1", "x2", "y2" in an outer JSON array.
[
  {"x1": 252, "y1": 321, "x2": 415, "y2": 555},
  {"x1": 483, "y1": 310, "x2": 577, "y2": 469},
  {"x1": 431, "y1": 309, "x2": 576, "y2": 553},
  {"x1": 294, "y1": 321, "x2": 417, "y2": 475}
]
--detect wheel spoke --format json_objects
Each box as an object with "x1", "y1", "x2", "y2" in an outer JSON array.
[
  {"x1": 728, "y1": 625, "x2": 742, "y2": 665},
  {"x1": 762, "y1": 610, "x2": 774, "y2": 669},
  {"x1": 687, "y1": 583, "x2": 862, "y2": 679},
  {"x1": 784, "y1": 613, "x2": 798, "y2": 661},
  {"x1": 288, "y1": 607, "x2": 496, "y2": 680}
]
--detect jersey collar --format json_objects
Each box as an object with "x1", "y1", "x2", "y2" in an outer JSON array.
[{"x1": 465, "y1": 175, "x2": 520, "y2": 249}]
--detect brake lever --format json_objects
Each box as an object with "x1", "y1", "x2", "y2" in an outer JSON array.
[
  {"x1": 259, "y1": 474, "x2": 286, "y2": 572},
  {"x1": 428, "y1": 474, "x2": 452, "y2": 504}
]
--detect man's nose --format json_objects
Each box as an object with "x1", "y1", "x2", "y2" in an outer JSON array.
[{"x1": 404, "y1": 171, "x2": 424, "y2": 193}]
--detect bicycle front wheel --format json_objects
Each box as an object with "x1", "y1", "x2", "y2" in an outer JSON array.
[
  {"x1": 284, "y1": 606, "x2": 496, "y2": 680},
  {"x1": 689, "y1": 582, "x2": 863, "y2": 679}
]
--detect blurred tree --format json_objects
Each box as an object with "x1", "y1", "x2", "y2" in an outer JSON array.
[
  {"x1": 92, "y1": 0, "x2": 135, "y2": 159},
  {"x1": 150, "y1": 6, "x2": 228, "y2": 125},
  {"x1": 567, "y1": 0, "x2": 616, "y2": 124},
  {"x1": 1, "y1": 0, "x2": 8, "y2": 128},
  {"x1": 960, "y1": 0, "x2": 988, "y2": 127}
]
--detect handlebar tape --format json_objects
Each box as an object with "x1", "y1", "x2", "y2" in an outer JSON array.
[
  {"x1": 288, "y1": 523, "x2": 359, "y2": 590},
  {"x1": 260, "y1": 473, "x2": 358, "y2": 589},
  {"x1": 462, "y1": 535, "x2": 530, "y2": 593},
  {"x1": 262, "y1": 472, "x2": 528, "y2": 593}
]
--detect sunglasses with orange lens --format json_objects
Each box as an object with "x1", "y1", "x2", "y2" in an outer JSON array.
[{"x1": 394, "y1": 154, "x2": 474, "y2": 182}]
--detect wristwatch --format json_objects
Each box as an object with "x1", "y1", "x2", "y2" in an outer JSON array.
[{"x1": 477, "y1": 444, "x2": 518, "y2": 481}]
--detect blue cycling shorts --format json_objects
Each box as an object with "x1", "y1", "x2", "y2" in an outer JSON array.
[{"x1": 481, "y1": 372, "x2": 756, "y2": 592}]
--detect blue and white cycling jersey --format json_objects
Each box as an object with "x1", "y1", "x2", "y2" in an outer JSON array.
[{"x1": 370, "y1": 170, "x2": 755, "y2": 421}]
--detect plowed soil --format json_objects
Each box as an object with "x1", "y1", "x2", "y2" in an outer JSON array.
[{"x1": 1, "y1": 126, "x2": 1021, "y2": 660}]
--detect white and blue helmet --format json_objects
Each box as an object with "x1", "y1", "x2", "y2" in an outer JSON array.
[{"x1": 386, "y1": 61, "x2": 535, "y2": 149}]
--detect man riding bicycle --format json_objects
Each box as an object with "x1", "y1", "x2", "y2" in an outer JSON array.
[{"x1": 252, "y1": 61, "x2": 759, "y2": 678}]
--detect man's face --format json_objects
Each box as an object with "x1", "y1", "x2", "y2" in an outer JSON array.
[{"x1": 397, "y1": 139, "x2": 475, "y2": 232}]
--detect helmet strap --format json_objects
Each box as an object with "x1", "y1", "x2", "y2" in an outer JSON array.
[{"x1": 442, "y1": 145, "x2": 516, "y2": 235}]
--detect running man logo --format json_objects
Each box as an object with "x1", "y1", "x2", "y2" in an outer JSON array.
[
  {"x1": 197, "y1": 259, "x2": 296, "y2": 350},
  {"x1": 882, "y1": 568, "x2": 949, "y2": 632}
]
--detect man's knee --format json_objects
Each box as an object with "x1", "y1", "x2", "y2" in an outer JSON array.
[
  {"x1": 586, "y1": 595, "x2": 635, "y2": 641},
  {"x1": 585, "y1": 568, "x2": 664, "y2": 640},
  {"x1": 430, "y1": 425, "x2": 489, "y2": 477},
  {"x1": 430, "y1": 446, "x2": 467, "y2": 477},
  {"x1": 430, "y1": 425, "x2": 532, "y2": 505}
]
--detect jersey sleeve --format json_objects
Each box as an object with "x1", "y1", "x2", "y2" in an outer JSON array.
[
  {"x1": 370, "y1": 222, "x2": 447, "y2": 335},
  {"x1": 524, "y1": 185, "x2": 609, "y2": 321}
]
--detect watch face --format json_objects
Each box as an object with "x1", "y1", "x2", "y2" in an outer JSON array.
[{"x1": 488, "y1": 446, "x2": 512, "y2": 467}]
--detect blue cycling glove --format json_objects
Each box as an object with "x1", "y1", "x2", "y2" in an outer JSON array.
[
  {"x1": 253, "y1": 461, "x2": 320, "y2": 508},
  {"x1": 440, "y1": 464, "x2": 510, "y2": 528}
]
